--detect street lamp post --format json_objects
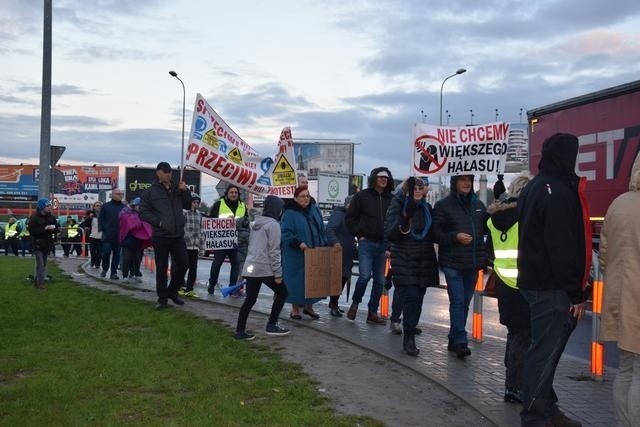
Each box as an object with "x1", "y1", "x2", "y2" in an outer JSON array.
[
  {"x1": 439, "y1": 68, "x2": 466, "y2": 126},
  {"x1": 169, "y1": 70, "x2": 186, "y2": 178}
]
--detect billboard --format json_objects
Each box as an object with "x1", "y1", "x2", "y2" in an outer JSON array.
[
  {"x1": 293, "y1": 140, "x2": 354, "y2": 178},
  {"x1": 504, "y1": 123, "x2": 529, "y2": 173},
  {"x1": 317, "y1": 172, "x2": 350, "y2": 208},
  {"x1": 0, "y1": 165, "x2": 119, "y2": 203},
  {"x1": 125, "y1": 167, "x2": 201, "y2": 201}
]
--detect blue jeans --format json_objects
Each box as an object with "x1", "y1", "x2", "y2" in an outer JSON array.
[
  {"x1": 351, "y1": 239, "x2": 386, "y2": 313},
  {"x1": 442, "y1": 267, "x2": 478, "y2": 346},
  {"x1": 520, "y1": 289, "x2": 577, "y2": 426},
  {"x1": 101, "y1": 240, "x2": 121, "y2": 274}
]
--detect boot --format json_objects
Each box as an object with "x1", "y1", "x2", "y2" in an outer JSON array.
[
  {"x1": 403, "y1": 332, "x2": 419, "y2": 356},
  {"x1": 346, "y1": 303, "x2": 358, "y2": 320},
  {"x1": 366, "y1": 311, "x2": 386, "y2": 325}
]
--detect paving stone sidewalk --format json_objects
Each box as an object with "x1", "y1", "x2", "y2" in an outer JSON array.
[{"x1": 78, "y1": 261, "x2": 615, "y2": 427}]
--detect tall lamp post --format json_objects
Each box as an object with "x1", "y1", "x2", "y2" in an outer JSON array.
[
  {"x1": 169, "y1": 70, "x2": 186, "y2": 177},
  {"x1": 439, "y1": 68, "x2": 466, "y2": 126}
]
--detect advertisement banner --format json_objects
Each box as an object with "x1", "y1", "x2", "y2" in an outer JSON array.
[
  {"x1": 504, "y1": 123, "x2": 530, "y2": 173},
  {"x1": 0, "y1": 165, "x2": 119, "y2": 203},
  {"x1": 0, "y1": 165, "x2": 39, "y2": 201},
  {"x1": 412, "y1": 122, "x2": 510, "y2": 176},
  {"x1": 201, "y1": 217, "x2": 237, "y2": 251},
  {"x1": 126, "y1": 167, "x2": 201, "y2": 201},
  {"x1": 317, "y1": 172, "x2": 349, "y2": 208},
  {"x1": 185, "y1": 93, "x2": 298, "y2": 197},
  {"x1": 55, "y1": 165, "x2": 119, "y2": 204},
  {"x1": 294, "y1": 141, "x2": 353, "y2": 178}
]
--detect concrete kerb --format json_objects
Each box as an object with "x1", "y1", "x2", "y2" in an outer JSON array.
[{"x1": 78, "y1": 260, "x2": 501, "y2": 426}]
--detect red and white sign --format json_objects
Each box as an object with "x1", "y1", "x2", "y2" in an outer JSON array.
[
  {"x1": 412, "y1": 122, "x2": 510, "y2": 176},
  {"x1": 201, "y1": 217, "x2": 237, "y2": 251}
]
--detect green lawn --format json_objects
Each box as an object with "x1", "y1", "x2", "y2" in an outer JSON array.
[{"x1": 0, "y1": 258, "x2": 379, "y2": 426}]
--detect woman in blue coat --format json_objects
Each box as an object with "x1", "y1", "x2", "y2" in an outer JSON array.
[{"x1": 281, "y1": 186, "x2": 328, "y2": 319}]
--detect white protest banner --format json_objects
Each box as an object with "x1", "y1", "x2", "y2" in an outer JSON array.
[
  {"x1": 185, "y1": 93, "x2": 298, "y2": 197},
  {"x1": 412, "y1": 122, "x2": 510, "y2": 176},
  {"x1": 201, "y1": 217, "x2": 237, "y2": 251}
]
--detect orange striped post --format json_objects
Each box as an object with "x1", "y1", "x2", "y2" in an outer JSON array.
[
  {"x1": 81, "y1": 231, "x2": 87, "y2": 257},
  {"x1": 590, "y1": 263, "x2": 604, "y2": 381},
  {"x1": 379, "y1": 259, "x2": 391, "y2": 319},
  {"x1": 150, "y1": 257, "x2": 156, "y2": 272},
  {"x1": 471, "y1": 269, "x2": 484, "y2": 342}
]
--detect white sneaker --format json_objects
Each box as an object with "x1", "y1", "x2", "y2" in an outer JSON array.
[{"x1": 390, "y1": 321, "x2": 402, "y2": 335}]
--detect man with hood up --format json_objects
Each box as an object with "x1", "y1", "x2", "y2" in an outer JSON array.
[
  {"x1": 234, "y1": 195, "x2": 289, "y2": 340},
  {"x1": 345, "y1": 166, "x2": 395, "y2": 325},
  {"x1": 432, "y1": 174, "x2": 488, "y2": 359},
  {"x1": 599, "y1": 151, "x2": 640, "y2": 426},
  {"x1": 517, "y1": 133, "x2": 590, "y2": 427}
]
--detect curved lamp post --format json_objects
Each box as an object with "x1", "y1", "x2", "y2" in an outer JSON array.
[
  {"x1": 439, "y1": 68, "x2": 466, "y2": 126},
  {"x1": 169, "y1": 70, "x2": 186, "y2": 176}
]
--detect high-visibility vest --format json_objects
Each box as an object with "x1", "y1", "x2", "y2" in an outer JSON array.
[
  {"x1": 487, "y1": 219, "x2": 519, "y2": 289},
  {"x1": 5, "y1": 223, "x2": 18, "y2": 239},
  {"x1": 67, "y1": 224, "x2": 79, "y2": 239},
  {"x1": 218, "y1": 199, "x2": 246, "y2": 219}
]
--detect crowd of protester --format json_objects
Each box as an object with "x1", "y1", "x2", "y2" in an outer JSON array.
[{"x1": 22, "y1": 140, "x2": 640, "y2": 427}]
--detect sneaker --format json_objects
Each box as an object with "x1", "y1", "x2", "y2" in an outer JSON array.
[
  {"x1": 455, "y1": 344, "x2": 471, "y2": 359},
  {"x1": 415, "y1": 327, "x2": 422, "y2": 335},
  {"x1": 233, "y1": 331, "x2": 256, "y2": 341},
  {"x1": 549, "y1": 411, "x2": 582, "y2": 427},
  {"x1": 266, "y1": 324, "x2": 290, "y2": 336},
  {"x1": 155, "y1": 300, "x2": 168, "y2": 310},
  {"x1": 169, "y1": 295, "x2": 185, "y2": 306},
  {"x1": 346, "y1": 303, "x2": 358, "y2": 320},
  {"x1": 390, "y1": 321, "x2": 402, "y2": 335},
  {"x1": 184, "y1": 290, "x2": 199, "y2": 299},
  {"x1": 110, "y1": 274, "x2": 119, "y2": 280},
  {"x1": 207, "y1": 283, "x2": 215, "y2": 295},
  {"x1": 134, "y1": 272, "x2": 143, "y2": 277},
  {"x1": 100, "y1": 270, "x2": 107, "y2": 278},
  {"x1": 366, "y1": 312, "x2": 386, "y2": 325},
  {"x1": 178, "y1": 288, "x2": 187, "y2": 296}
]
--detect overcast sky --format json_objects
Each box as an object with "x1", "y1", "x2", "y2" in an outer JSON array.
[{"x1": 2, "y1": 0, "x2": 639, "y2": 198}]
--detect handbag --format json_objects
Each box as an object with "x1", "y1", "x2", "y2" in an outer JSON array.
[{"x1": 483, "y1": 269, "x2": 498, "y2": 298}]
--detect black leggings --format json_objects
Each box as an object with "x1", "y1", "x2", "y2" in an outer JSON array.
[{"x1": 236, "y1": 276, "x2": 288, "y2": 332}]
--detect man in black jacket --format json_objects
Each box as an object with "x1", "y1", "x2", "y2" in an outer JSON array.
[
  {"x1": 432, "y1": 174, "x2": 488, "y2": 359},
  {"x1": 517, "y1": 133, "x2": 588, "y2": 427},
  {"x1": 140, "y1": 162, "x2": 192, "y2": 310},
  {"x1": 345, "y1": 167, "x2": 394, "y2": 325},
  {"x1": 98, "y1": 189, "x2": 125, "y2": 279},
  {"x1": 28, "y1": 198, "x2": 58, "y2": 290}
]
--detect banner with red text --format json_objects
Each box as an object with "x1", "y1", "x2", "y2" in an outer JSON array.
[
  {"x1": 412, "y1": 122, "x2": 510, "y2": 176},
  {"x1": 185, "y1": 93, "x2": 298, "y2": 197}
]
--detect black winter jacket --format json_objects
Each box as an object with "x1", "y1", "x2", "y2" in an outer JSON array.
[
  {"x1": 345, "y1": 188, "x2": 392, "y2": 242},
  {"x1": 384, "y1": 192, "x2": 439, "y2": 288},
  {"x1": 28, "y1": 211, "x2": 58, "y2": 252},
  {"x1": 487, "y1": 199, "x2": 530, "y2": 329},
  {"x1": 432, "y1": 191, "x2": 488, "y2": 270},
  {"x1": 98, "y1": 200, "x2": 125, "y2": 242},
  {"x1": 517, "y1": 134, "x2": 588, "y2": 303},
  {"x1": 140, "y1": 181, "x2": 192, "y2": 239},
  {"x1": 326, "y1": 206, "x2": 355, "y2": 278}
]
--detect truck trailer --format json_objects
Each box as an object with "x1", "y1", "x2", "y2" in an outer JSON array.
[{"x1": 527, "y1": 80, "x2": 640, "y2": 218}]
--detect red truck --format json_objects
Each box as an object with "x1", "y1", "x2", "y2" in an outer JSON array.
[{"x1": 527, "y1": 80, "x2": 640, "y2": 218}]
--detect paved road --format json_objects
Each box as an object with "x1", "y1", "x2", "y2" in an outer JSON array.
[{"x1": 198, "y1": 257, "x2": 619, "y2": 368}]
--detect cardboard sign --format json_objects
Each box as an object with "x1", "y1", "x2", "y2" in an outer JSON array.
[{"x1": 304, "y1": 246, "x2": 342, "y2": 298}]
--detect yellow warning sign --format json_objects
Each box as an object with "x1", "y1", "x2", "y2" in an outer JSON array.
[
  {"x1": 272, "y1": 155, "x2": 296, "y2": 186},
  {"x1": 228, "y1": 147, "x2": 243, "y2": 164},
  {"x1": 203, "y1": 129, "x2": 220, "y2": 149}
]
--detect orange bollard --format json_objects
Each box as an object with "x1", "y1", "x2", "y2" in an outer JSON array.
[
  {"x1": 590, "y1": 266, "x2": 605, "y2": 381},
  {"x1": 471, "y1": 269, "x2": 484, "y2": 342},
  {"x1": 81, "y1": 232, "x2": 87, "y2": 257},
  {"x1": 150, "y1": 257, "x2": 156, "y2": 272},
  {"x1": 379, "y1": 259, "x2": 391, "y2": 318}
]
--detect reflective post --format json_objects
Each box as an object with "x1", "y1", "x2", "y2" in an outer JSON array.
[
  {"x1": 379, "y1": 259, "x2": 391, "y2": 319},
  {"x1": 591, "y1": 263, "x2": 605, "y2": 381},
  {"x1": 472, "y1": 269, "x2": 484, "y2": 342}
]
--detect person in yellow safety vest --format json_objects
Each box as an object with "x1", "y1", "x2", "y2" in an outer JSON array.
[
  {"x1": 4, "y1": 217, "x2": 20, "y2": 256},
  {"x1": 486, "y1": 173, "x2": 531, "y2": 405},
  {"x1": 207, "y1": 184, "x2": 249, "y2": 296},
  {"x1": 62, "y1": 217, "x2": 80, "y2": 257},
  {"x1": 19, "y1": 219, "x2": 32, "y2": 256}
]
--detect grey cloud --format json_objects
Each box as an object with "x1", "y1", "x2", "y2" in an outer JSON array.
[
  {"x1": 0, "y1": 95, "x2": 34, "y2": 105},
  {"x1": 52, "y1": 115, "x2": 110, "y2": 128},
  {"x1": 18, "y1": 83, "x2": 90, "y2": 96},
  {"x1": 65, "y1": 44, "x2": 159, "y2": 61}
]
